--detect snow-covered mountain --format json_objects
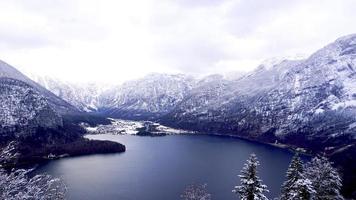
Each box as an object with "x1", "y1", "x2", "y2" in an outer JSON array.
[
  {"x1": 0, "y1": 60, "x2": 78, "y2": 114},
  {"x1": 24, "y1": 34, "x2": 356, "y2": 151},
  {"x1": 163, "y1": 34, "x2": 356, "y2": 151},
  {"x1": 99, "y1": 73, "x2": 196, "y2": 119},
  {"x1": 0, "y1": 61, "x2": 81, "y2": 144},
  {"x1": 0, "y1": 78, "x2": 62, "y2": 131},
  {"x1": 0, "y1": 60, "x2": 116, "y2": 145},
  {"x1": 31, "y1": 73, "x2": 196, "y2": 117},
  {"x1": 0, "y1": 60, "x2": 124, "y2": 167},
  {"x1": 29, "y1": 75, "x2": 111, "y2": 112}
]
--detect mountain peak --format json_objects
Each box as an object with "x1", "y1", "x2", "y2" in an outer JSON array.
[
  {"x1": 0, "y1": 59, "x2": 78, "y2": 114},
  {"x1": 335, "y1": 33, "x2": 356, "y2": 43},
  {"x1": 258, "y1": 54, "x2": 307, "y2": 71}
]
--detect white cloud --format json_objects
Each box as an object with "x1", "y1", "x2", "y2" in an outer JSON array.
[{"x1": 0, "y1": 0, "x2": 355, "y2": 83}]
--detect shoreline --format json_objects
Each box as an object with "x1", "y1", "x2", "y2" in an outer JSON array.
[
  {"x1": 191, "y1": 132, "x2": 312, "y2": 156},
  {"x1": 83, "y1": 117, "x2": 314, "y2": 156},
  {"x1": 87, "y1": 130, "x2": 313, "y2": 157},
  {"x1": 0, "y1": 138, "x2": 126, "y2": 169}
]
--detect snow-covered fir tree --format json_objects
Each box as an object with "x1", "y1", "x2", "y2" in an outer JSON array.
[
  {"x1": 280, "y1": 154, "x2": 315, "y2": 200},
  {"x1": 289, "y1": 177, "x2": 315, "y2": 200},
  {"x1": 304, "y1": 156, "x2": 344, "y2": 200},
  {"x1": 233, "y1": 153, "x2": 269, "y2": 200},
  {"x1": 181, "y1": 183, "x2": 211, "y2": 200},
  {"x1": 280, "y1": 154, "x2": 305, "y2": 200}
]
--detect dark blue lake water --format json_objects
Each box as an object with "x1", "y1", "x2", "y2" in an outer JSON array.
[{"x1": 35, "y1": 134, "x2": 306, "y2": 200}]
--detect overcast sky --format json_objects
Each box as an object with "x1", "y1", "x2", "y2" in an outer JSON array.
[{"x1": 0, "y1": 0, "x2": 356, "y2": 83}]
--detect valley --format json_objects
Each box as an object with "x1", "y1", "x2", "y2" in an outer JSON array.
[
  {"x1": 83, "y1": 118, "x2": 192, "y2": 136},
  {"x1": 0, "y1": 33, "x2": 355, "y2": 198}
]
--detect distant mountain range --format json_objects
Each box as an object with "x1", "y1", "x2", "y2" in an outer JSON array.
[
  {"x1": 165, "y1": 34, "x2": 356, "y2": 150},
  {"x1": 7, "y1": 34, "x2": 354, "y2": 151},
  {"x1": 0, "y1": 34, "x2": 355, "y2": 197},
  {"x1": 29, "y1": 35, "x2": 356, "y2": 150},
  {"x1": 30, "y1": 76, "x2": 110, "y2": 112},
  {"x1": 24, "y1": 35, "x2": 356, "y2": 150}
]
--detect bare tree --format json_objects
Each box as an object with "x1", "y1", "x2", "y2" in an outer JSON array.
[
  {"x1": 181, "y1": 183, "x2": 211, "y2": 200},
  {"x1": 0, "y1": 168, "x2": 67, "y2": 200}
]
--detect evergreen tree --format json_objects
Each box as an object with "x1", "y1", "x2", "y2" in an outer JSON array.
[
  {"x1": 233, "y1": 153, "x2": 269, "y2": 200},
  {"x1": 290, "y1": 177, "x2": 315, "y2": 200},
  {"x1": 280, "y1": 154, "x2": 305, "y2": 200},
  {"x1": 304, "y1": 156, "x2": 344, "y2": 200}
]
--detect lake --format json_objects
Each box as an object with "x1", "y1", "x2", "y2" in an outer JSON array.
[{"x1": 35, "y1": 134, "x2": 306, "y2": 200}]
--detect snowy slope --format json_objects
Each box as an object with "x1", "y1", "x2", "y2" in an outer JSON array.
[
  {"x1": 99, "y1": 73, "x2": 195, "y2": 119},
  {"x1": 31, "y1": 73, "x2": 196, "y2": 117},
  {"x1": 0, "y1": 77, "x2": 63, "y2": 140},
  {"x1": 163, "y1": 34, "x2": 356, "y2": 150},
  {"x1": 0, "y1": 60, "x2": 78, "y2": 114},
  {"x1": 30, "y1": 75, "x2": 111, "y2": 112}
]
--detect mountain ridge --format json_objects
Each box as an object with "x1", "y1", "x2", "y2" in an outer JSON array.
[{"x1": 0, "y1": 60, "x2": 79, "y2": 114}]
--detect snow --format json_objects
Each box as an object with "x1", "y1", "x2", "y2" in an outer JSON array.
[
  {"x1": 233, "y1": 154, "x2": 268, "y2": 200},
  {"x1": 152, "y1": 123, "x2": 191, "y2": 134},
  {"x1": 332, "y1": 100, "x2": 356, "y2": 110},
  {"x1": 29, "y1": 75, "x2": 113, "y2": 112},
  {"x1": 0, "y1": 78, "x2": 54, "y2": 127},
  {"x1": 260, "y1": 54, "x2": 307, "y2": 70},
  {"x1": 0, "y1": 168, "x2": 66, "y2": 199},
  {"x1": 293, "y1": 74, "x2": 301, "y2": 94},
  {"x1": 85, "y1": 127, "x2": 98, "y2": 132},
  {"x1": 0, "y1": 141, "x2": 21, "y2": 165},
  {"x1": 0, "y1": 60, "x2": 77, "y2": 114},
  {"x1": 31, "y1": 73, "x2": 196, "y2": 114},
  {"x1": 83, "y1": 118, "x2": 191, "y2": 135},
  {"x1": 314, "y1": 108, "x2": 324, "y2": 114},
  {"x1": 83, "y1": 119, "x2": 143, "y2": 135},
  {"x1": 349, "y1": 122, "x2": 356, "y2": 129},
  {"x1": 102, "y1": 73, "x2": 195, "y2": 114}
]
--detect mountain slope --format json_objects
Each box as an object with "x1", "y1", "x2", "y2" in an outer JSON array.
[
  {"x1": 0, "y1": 77, "x2": 63, "y2": 143},
  {"x1": 30, "y1": 76, "x2": 109, "y2": 112},
  {"x1": 0, "y1": 60, "x2": 78, "y2": 114},
  {"x1": 162, "y1": 34, "x2": 356, "y2": 150},
  {"x1": 99, "y1": 73, "x2": 195, "y2": 119},
  {"x1": 0, "y1": 61, "x2": 125, "y2": 167}
]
